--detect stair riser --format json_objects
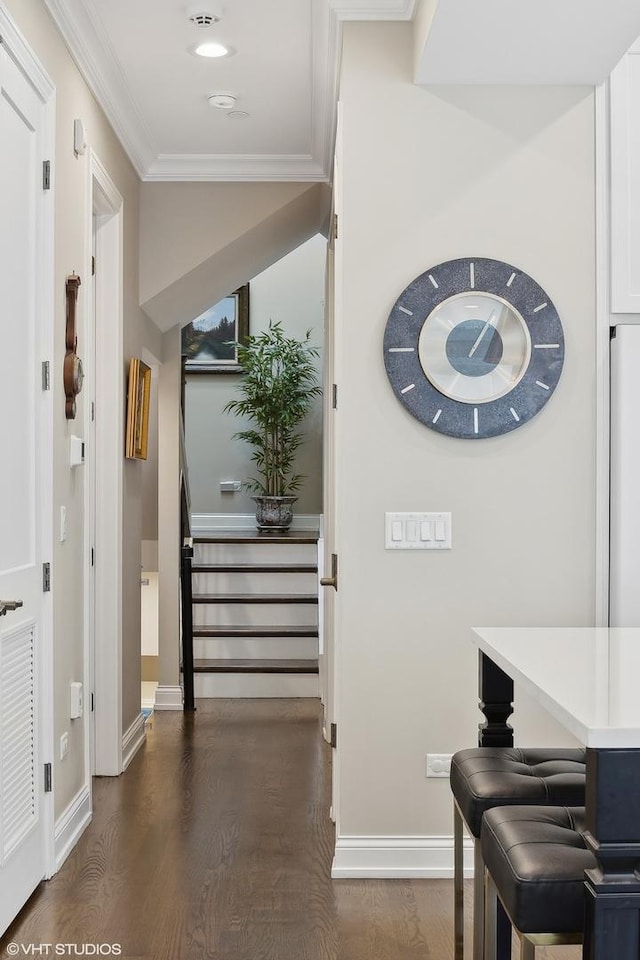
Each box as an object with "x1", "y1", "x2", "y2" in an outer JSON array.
[
  {"x1": 194, "y1": 673, "x2": 319, "y2": 699},
  {"x1": 193, "y1": 637, "x2": 318, "y2": 660},
  {"x1": 192, "y1": 571, "x2": 318, "y2": 595},
  {"x1": 193, "y1": 605, "x2": 318, "y2": 627},
  {"x1": 194, "y1": 542, "x2": 317, "y2": 566}
]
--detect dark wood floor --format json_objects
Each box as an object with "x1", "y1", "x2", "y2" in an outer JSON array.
[{"x1": 1, "y1": 700, "x2": 579, "y2": 960}]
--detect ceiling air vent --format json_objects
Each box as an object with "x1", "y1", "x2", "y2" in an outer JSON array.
[{"x1": 187, "y1": 5, "x2": 222, "y2": 27}]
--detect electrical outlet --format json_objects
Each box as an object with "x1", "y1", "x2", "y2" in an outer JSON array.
[
  {"x1": 426, "y1": 753, "x2": 452, "y2": 778},
  {"x1": 220, "y1": 480, "x2": 242, "y2": 492},
  {"x1": 60, "y1": 732, "x2": 69, "y2": 760}
]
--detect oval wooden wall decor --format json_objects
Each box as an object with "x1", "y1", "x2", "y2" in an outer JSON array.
[{"x1": 64, "y1": 273, "x2": 84, "y2": 419}]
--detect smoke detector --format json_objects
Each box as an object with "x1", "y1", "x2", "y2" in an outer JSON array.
[
  {"x1": 187, "y1": 4, "x2": 222, "y2": 27},
  {"x1": 208, "y1": 94, "x2": 237, "y2": 109}
]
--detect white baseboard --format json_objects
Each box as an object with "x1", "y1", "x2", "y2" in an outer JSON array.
[
  {"x1": 54, "y1": 784, "x2": 92, "y2": 873},
  {"x1": 154, "y1": 684, "x2": 183, "y2": 710},
  {"x1": 331, "y1": 835, "x2": 474, "y2": 879},
  {"x1": 192, "y1": 513, "x2": 321, "y2": 533},
  {"x1": 122, "y1": 713, "x2": 146, "y2": 771}
]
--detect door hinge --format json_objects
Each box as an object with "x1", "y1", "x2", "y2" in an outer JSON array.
[
  {"x1": 42, "y1": 361, "x2": 51, "y2": 391},
  {"x1": 43, "y1": 562, "x2": 51, "y2": 592},
  {"x1": 333, "y1": 213, "x2": 338, "y2": 241},
  {"x1": 332, "y1": 383, "x2": 338, "y2": 409},
  {"x1": 91, "y1": 255, "x2": 95, "y2": 276},
  {"x1": 42, "y1": 160, "x2": 51, "y2": 190},
  {"x1": 44, "y1": 762, "x2": 52, "y2": 793},
  {"x1": 91, "y1": 693, "x2": 94, "y2": 712},
  {"x1": 91, "y1": 548, "x2": 94, "y2": 567},
  {"x1": 330, "y1": 722, "x2": 337, "y2": 749},
  {"x1": 91, "y1": 401, "x2": 95, "y2": 422}
]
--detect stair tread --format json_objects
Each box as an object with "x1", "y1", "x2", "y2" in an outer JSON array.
[
  {"x1": 194, "y1": 529, "x2": 318, "y2": 544},
  {"x1": 193, "y1": 658, "x2": 319, "y2": 674},
  {"x1": 193, "y1": 593, "x2": 318, "y2": 604},
  {"x1": 193, "y1": 625, "x2": 318, "y2": 638},
  {"x1": 192, "y1": 563, "x2": 318, "y2": 574}
]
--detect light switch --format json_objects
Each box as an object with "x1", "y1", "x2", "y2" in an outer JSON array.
[{"x1": 385, "y1": 512, "x2": 452, "y2": 550}]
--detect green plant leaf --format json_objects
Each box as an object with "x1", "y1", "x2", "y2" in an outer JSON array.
[{"x1": 224, "y1": 321, "x2": 322, "y2": 497}]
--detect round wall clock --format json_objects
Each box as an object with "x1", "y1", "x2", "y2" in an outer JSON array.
[{"x1": 383, "y1": 257, "x2": 564, "y2": 439}]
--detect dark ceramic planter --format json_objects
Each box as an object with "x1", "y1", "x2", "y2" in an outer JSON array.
[{"x1": 252, "y1": 495, "x2": 297, "y2": 530}]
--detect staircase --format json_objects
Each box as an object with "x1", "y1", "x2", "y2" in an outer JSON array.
[{"x1": 189, "y1": 529, "x2": 320, "y2": 697}]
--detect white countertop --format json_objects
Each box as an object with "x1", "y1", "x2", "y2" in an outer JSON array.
[{"x1": 471, "y1": 627, "x2": 640, "y2": 748}]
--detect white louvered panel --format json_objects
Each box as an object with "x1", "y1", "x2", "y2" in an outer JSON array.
[{"x1": 1, "y1": 625, "x2": 36, "y2": 862}]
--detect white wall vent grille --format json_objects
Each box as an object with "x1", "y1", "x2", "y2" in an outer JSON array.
[{"x1": 1, "y1": 624, "x2": 36, "y2": 863}]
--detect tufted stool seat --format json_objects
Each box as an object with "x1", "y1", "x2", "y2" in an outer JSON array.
[
  {"x1": 450, "y1": 748, "x2": 586, "y2": 960},
  {"x1": 481, "y1": 805, "x2": 596, "y2": 959}
]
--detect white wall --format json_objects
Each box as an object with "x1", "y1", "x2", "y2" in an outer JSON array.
[
  {"x1": 185, "y1": 234, "x2": 326, "y2": 516},
  {"x1": 334, "y1": 22, "x2": 596, "y2": 843}
]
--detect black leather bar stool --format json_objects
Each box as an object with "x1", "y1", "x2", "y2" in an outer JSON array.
[
  {"x1": 481, "y1": 805, "x2": 595, "y2": 959},
  {"x1": 450, "y1": 748, "x2": 586, "y2": 960}
]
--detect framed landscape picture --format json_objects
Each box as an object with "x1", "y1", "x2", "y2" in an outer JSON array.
[{"x1": 182, "y1": 284, "x2": 250, "y2": 373}]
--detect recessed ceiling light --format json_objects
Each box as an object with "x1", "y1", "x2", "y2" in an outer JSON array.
[
  {"x1": 193, "y1": 41, "x2": 232, "y2": 58},
  {"x1": 227, "y1": 110, "x2": 250, "y2": 121},
  {"x1": 208, "y1": 94, "x2": 236, "y2": 109}
]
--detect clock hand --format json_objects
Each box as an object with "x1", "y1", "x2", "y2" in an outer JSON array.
[{"x1": 468, "y1": 312, "x2": 496, "y2": 358}]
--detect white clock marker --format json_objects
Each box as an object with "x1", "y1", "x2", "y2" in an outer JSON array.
[
  {"x1": 473, "y1": 407, "x2": 479, "y2": 434},
  {"x1": 399, "y1": 305, "x2": 413, "y2": 316},
  {"x1": 506, "y1": 272, "x2": 516, "y2": 287},
  {"x1": 428, "y1": 274, "x2": 439, "y2": 288},
  {"x1": 401, "y1": 383, "x2": 416, "y2": 394},
  {"x1": 533, "y1": 302, "x2": 548, "y2": 313},
  {"x1": 388, "y1": 347, "x2": 415, "y2": 353},
  {"x1": 470, "y1": 262, "x2": 475, "y2": 288},
  {"x1": 510, "y1": 407, "x2": 520, "y2": 422},
  {"x1": 533, "y1": 343, "x2": 560, "y2": 350},
  {"x1": 432, "y1": 409, "x2": 442, "y2": 424},
  {"x1": 536, "y1": 380, "x2": 550, "y2": 391}
]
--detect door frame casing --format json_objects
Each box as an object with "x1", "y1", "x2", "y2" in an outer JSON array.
[{"x1": 85, "y1": 151, "x2": 124, "y2": 775}]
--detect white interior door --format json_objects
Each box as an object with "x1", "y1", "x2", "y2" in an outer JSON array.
[{"x1": 0, "y1": 42, "x2": 50, "y2": 933}]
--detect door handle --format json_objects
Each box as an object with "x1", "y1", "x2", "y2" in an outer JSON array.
[
  {"x1": 320, "y1": 554, "x2": 338, "y2": 591},
  {"x1": 0, "y1": 600, "x2": 23, "y2": 617}
]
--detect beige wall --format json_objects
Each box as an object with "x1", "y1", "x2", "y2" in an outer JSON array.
[
  {"x1": 139, "y1": 181, "x2": 330, "y2": 331},
  {"x1": 5, "y1": 0, "x2": 157, "y2": 816},
  {"x1": 335, "y1": 22, "x2": 596, "y2": 838},
  {"x1": 185, "y1": 234, "x2": 326, "y2": 516}
]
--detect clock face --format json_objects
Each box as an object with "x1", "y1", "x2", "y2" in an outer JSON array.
[{"x1": 383, "y1": 258, "x2": 564, "y2": 439}]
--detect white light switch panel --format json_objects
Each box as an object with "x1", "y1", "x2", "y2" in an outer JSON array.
[{"x1": 385, "y1": 512, "x2": 452, "y2": 550}]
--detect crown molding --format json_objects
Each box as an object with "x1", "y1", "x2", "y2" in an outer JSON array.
[
  {"x1": 311, "y1": 0, "x2": 342, "y2": 184},
  {"x1": 42, "y1": 0, "x2": 154, "y2": 176},
  {"x1": 143, "y1": 154, "x2": 327, "y2": 183},
  {"x1": 329, "y1": 0, "x2": 415, "y2": 20}
]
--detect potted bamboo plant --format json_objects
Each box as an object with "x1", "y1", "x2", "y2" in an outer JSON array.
[{"x1": 224, "y1": 321, "x2": 321, "y2": 530}]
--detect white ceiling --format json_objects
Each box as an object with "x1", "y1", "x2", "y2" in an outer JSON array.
[
  {"x1": 41, "y1": 0, "x2": 640, "y2": 183},
  {"x1": 42, "y1": 0, "x2": 415, "y2": 181},
  {"x1": 415, "y1": 0, "x2": 640, "y2": 86}
]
